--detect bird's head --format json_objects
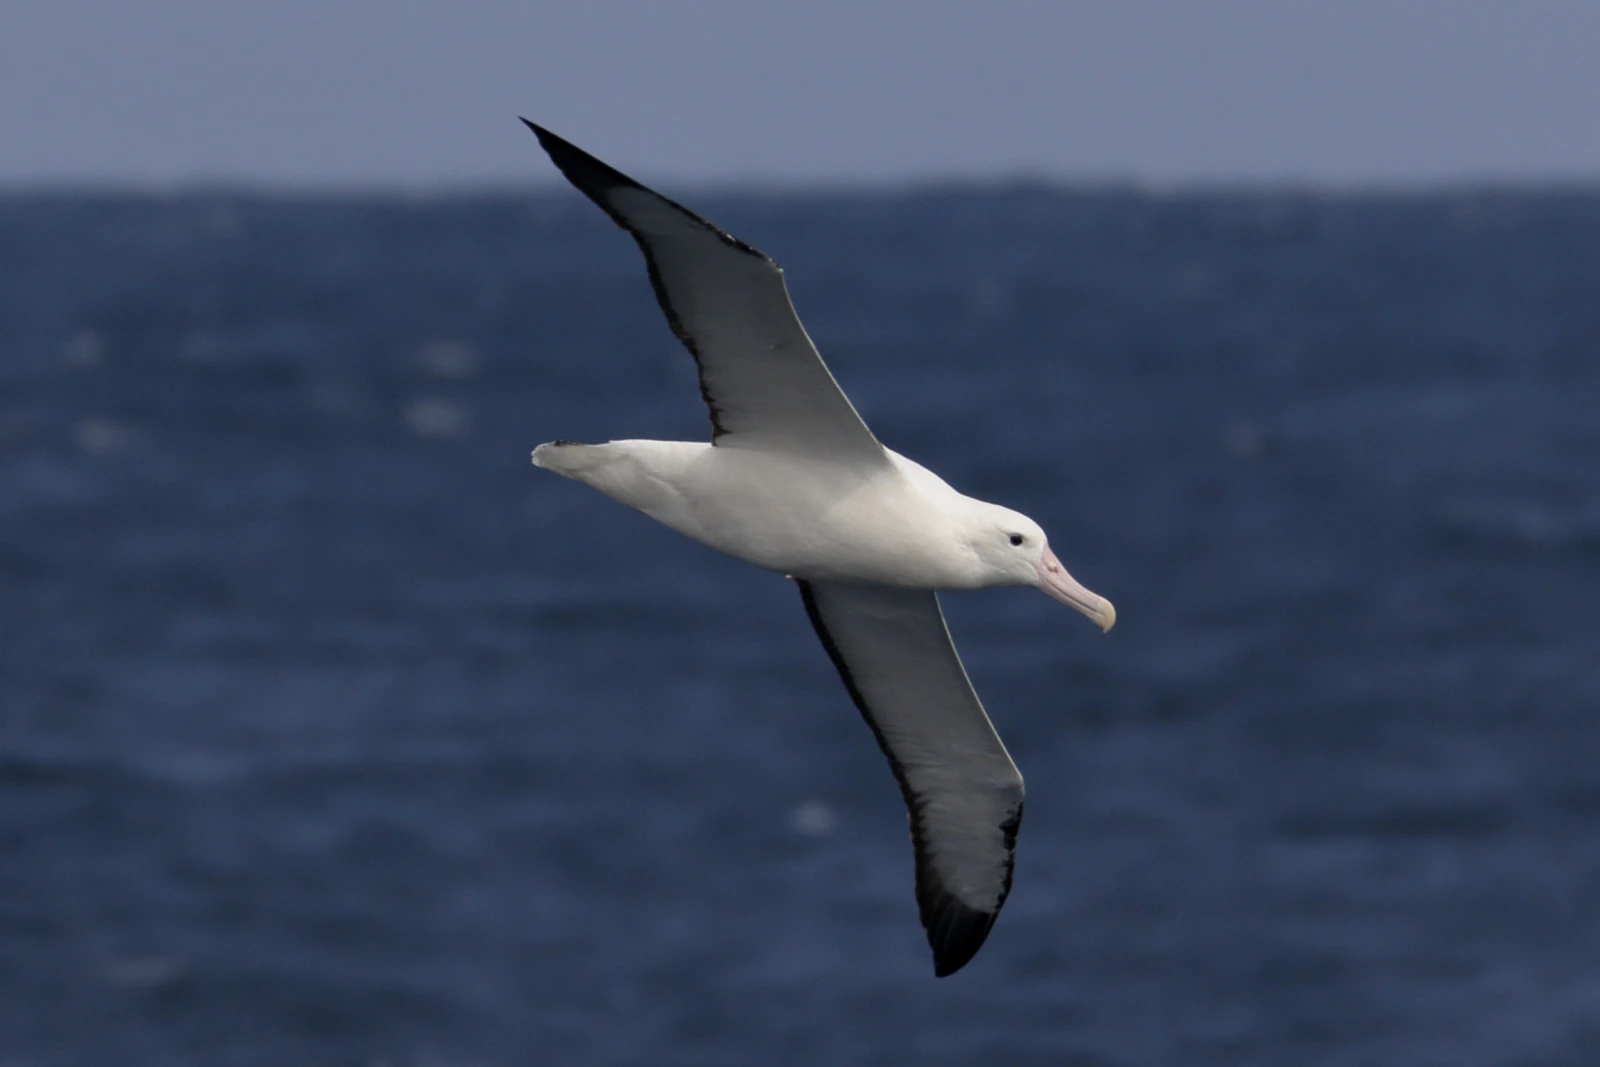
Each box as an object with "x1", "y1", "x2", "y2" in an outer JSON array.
[{"x1": 965, "y1": 503, "x2": 1116, "y2": 632}]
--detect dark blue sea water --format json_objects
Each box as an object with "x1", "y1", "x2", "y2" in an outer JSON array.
[{"x1": 2, "y1": 187, "x2": 1599, "y2": 1065}]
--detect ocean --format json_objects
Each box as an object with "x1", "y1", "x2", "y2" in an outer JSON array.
[{"x1": 2, "y1": 187, "x2": 1599, "y2": 1065}]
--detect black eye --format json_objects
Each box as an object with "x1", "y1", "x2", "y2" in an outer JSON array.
[{"x1": 1008, "y1": 533, "x2": 1025, "y2": 547}]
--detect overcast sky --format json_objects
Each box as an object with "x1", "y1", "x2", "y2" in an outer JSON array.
[{"x1": 3, "y1": 1, "x2": 1597, "y2": 189}]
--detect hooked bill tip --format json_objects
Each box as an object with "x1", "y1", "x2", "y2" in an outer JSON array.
[{"x1": 1036, "y1": 548, "x2": 1115, "y2": 631}]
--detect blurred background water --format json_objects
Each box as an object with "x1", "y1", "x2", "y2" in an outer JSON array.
[{"x1": 2, "y1": 188, "x2": 1599, "y2": 1065}]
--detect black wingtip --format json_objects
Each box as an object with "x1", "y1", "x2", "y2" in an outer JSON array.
[
  {"x1": 923, "y1": 884, "x2": 1001, "y2": 977},
  {"x1": 519, "y1": 118, "x2": 647, "y2": 202},
  {"x1": 519, "y1": 118, "x2": 574, "y2": 162},
  {"x1": 518, "y1": 119, "x2": 773, "y2": 271},
  {"x1": 924, "y1": 804, "x2": 1021, "y2": 976},
  {"x1": 518, "y1": 117, "x2": 550, "y2": 146},
  {"x1": 518, "y1": 118, "x2": 557, "y2": 145}
]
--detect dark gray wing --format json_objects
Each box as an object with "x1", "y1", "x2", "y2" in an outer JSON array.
[
  {"x1": 798, "y1": 580, "x2": 1025, "y2": 977},
  {"x1": 525, "y1": 121, "x2": 888, "y2": 467}
]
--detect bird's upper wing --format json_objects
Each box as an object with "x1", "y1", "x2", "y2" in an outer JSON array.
[
  {"x1": 526, "y1": 121, "x2": 888, "y2": 467},
  {"x1": 797, "y1": 579, "x2": 1025, "y2": 977}
]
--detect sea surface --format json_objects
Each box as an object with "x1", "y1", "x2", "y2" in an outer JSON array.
[{"x1": 2, "y1": 187, "x2": 1599, "y2": 1066}]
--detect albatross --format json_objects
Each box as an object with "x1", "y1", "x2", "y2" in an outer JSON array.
[{"x1": 524, "y1": 121, "x2": 1115, "y2": 977}]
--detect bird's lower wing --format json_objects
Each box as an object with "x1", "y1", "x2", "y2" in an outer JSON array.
[{"x1": 797, "y1": 580, "x2": 1024, "y2": 977}]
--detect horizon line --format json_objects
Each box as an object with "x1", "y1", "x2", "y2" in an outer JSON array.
[{"x1": 5, "y1": 174, "x2": 1600, "y2": 200}]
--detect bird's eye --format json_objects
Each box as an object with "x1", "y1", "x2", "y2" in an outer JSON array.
[{"x1": 1008, "y1": 533, "x2": 1025, "y2": 547}]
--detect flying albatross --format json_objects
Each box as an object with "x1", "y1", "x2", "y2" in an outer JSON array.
[{"x1": 523, "y1": 120, "x2": 1115, "y2": 977}]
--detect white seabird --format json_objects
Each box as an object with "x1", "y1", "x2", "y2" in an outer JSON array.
[{"x1": 524, "y1": 121, "x2": 1115, "y2": 977}]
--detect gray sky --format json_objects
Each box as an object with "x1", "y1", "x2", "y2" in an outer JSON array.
[{"x1": 3, "y1": 1, "x2": 1598, "y2": 188}]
